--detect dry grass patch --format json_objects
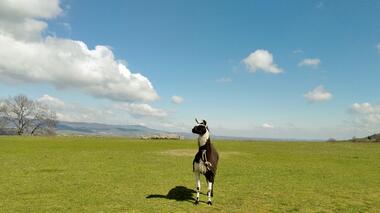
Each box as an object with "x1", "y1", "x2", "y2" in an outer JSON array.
[{"x1": 160, "y1": 149, "x2": 195, "y2": 156}]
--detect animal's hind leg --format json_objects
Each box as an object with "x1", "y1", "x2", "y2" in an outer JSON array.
[
  {"x1": 194, "y1": 171, "x2": 201, "y2": 205},
  {"x1": 211, "y1": 180, "x2": 214, "y2": 197},
  {"x1": 207, "y1": 180, "x2": 213, "y2": 205},
  {"x1": 205, "y1": 171, "x2": 214, "y2": 205}
]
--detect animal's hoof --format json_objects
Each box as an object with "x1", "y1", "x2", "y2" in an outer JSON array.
[
  {"x1": 194, "y1": 200, "x2": 199, "y2": 205},
  {"x1": 207, "y1": 201, "x2": 212, "y2": 206}
]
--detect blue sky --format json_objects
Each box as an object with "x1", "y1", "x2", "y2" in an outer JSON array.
[{"x1": 1, "y1": 0, "x2": 380, "y2": 139}]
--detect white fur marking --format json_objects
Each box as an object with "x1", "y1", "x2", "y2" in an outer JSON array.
[
  {"x1": 194, "y1": 161, "x2": 207, "y2": 174},
  {"x1": 194, "y1": 172, "x2": 200, "y2": 200},
  {"x1": 198, "y1": 130, "x2": 209, "y2": 147},
  {"x1": 207, "y1": 181, "x2": 213, "y2": 201}
]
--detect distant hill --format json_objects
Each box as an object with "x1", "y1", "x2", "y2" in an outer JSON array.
[
  {"x1": 2, "y1": 120, "x2": 325, "y2": 141},
  {"x1": 56, "y1": 121, "x2": 320, "y2": 141},
  {"x1": 367, "y1": 133, "x2": 380, "y2": 141},
  {"x1": 57, "y1": 121, "x2": 168, "y2": 137},
  {"x1": 350, "y1": 133, "x2": 380, "y2": 143}
]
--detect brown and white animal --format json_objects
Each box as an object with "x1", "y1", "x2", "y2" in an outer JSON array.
[{"x1": 192, "y1": 119, "x2": 219, "y2": 205}]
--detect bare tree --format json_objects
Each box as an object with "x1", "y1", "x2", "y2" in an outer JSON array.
[
  {"x1": 0, "y1": 114, "x2": 6, "y2": 130},
  {"x1": 29, "y1": 103, "x2": 58, "y2": 135},
  {"x1": 0, "y1": 95, "x2": 34, "y2": 135},
  {"x1": 0, "y1": 102, "x2": 9, "y2": 134},
  {"x1": 0, "y1": 95, "x2": 58, "y2": 135}
]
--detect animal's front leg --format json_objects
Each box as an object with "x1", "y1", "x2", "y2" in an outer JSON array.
[
  {"x1": 194, "y1": 171, "x2": 201, "y2": 205},
  {"x1": 207, "y1": 181, "x2": 213, "y2": 205}
]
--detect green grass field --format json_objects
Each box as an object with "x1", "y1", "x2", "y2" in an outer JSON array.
[{"x1": 1, "y1": 136, "x2": 379, "y2": 212}]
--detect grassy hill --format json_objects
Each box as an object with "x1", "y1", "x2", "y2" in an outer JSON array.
[{"x1": 1, "y1": 136, "x2": 379, "y2": 212}]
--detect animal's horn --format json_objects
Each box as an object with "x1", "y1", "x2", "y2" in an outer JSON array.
[{"x1": 195, "y1": 118, "x2": 199, "y2": 124}]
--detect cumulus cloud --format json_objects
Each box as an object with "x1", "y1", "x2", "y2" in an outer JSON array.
[
  {"x1": 0, "y1": 0, "x2": 62, "y2": 41},
  {"x1": 242, "y1": 49, "x2": 283, "y2": 74},
  {"x1": 38, "y1": 95, "x2": 182, "y2": 131},
  {"x1": 216, "y1": 77, "x2": 232, "y2": 83},
  {"x1": 0, "y1": 0, "x2": 62, "y2": 19},
  {"x1": 292, "y1": 49, "x2": 304, "y2": 54},
  {"x1": 298, "y1": 58, "x2": 321, "y2": 68},
  {"x1": 171, "y1": 95, "x2": 184, "y2": 104},
  {"x1": 38, "y1": 94, "x2": 113, "y2": 122},
  {"x1": 261, "y1": 123, "x2": 274, "y2": 129},
  {"x1": 0, "y1": 0, "x2": 159, "y2": 103},
  {"x1": 349, "y1": 102, "x2": 380, "y2": 114},
  {"x1": 38, "y1": 94, "x2": 168, "y2": 123},
  {"x1": 114, "y1": 103, "x2": 167, "y2": 118},
  {"x1": 38, "y1": 94, "x2": 65, "y2": 108},
  {"x1": 304, "y1": 85, "x2": 332, "y2": 102},
  {"x1": 348, "y1": 102, "x2": 380, "y2": 132}
]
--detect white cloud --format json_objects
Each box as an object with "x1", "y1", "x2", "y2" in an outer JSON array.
[
  {"x1": 38, "y1": 94, "x2": 112, "y2": 122},
  {"x1": 298, "y1": 58, "x2": 321, "y2": 68},
  {"x1": 348, "y1": 102, "x2": 380, "y2": 132},
  {"x1": 293, "y1": 49, "x2": 304, "y2": 54},
  {"x1": 376, "y1": 43, "x2": 380, "y2": 52},
  {"x1": 0, "y1": 0, "x2": 62, "y2": 19},
  {"x1": 38, "y1": 94, "x2": 65, "y2": 109},
  {"x1": 0, "y1": 0, "x2": 62, "y2": 41},
  {"x1": 38, "y1": 94, "x2": 168, "y2": 124},
  {"x1": 114, "y1": 103, "x2": 168, "y2": 118},
  {"x1": 0, "y1": 0, "x2": 159, "y2": 103},
  {"x1": 242, "y1": 49, "x2": 283, "y2": 74},
  {"x1": 171, "y1": 95, "x2": 184, "y2": 104},
  {"x1": 304, "y1": 85, "x2": 332, "y2": 102},
  {"x1": 261, "y1": 123, "x2": 274, "y2": 129},
  {"x1": 349, "y1": 102, "x2": 380, "y2": 114},
  {"x1": 216, "y1": 77, "x2": 232, "y2": 83}
]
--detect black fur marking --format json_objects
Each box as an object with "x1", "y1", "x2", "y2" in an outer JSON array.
[
  {"x1": 207, "y1": 201, "x2": 212, "y2": 206},
  {"x1": 192, "y1": 125, "x2": 207, "y2": 135},
  {"x1": 205, "y1": 170, "x2": 214, "y2": 183},
  {"x1": 192, "y1": 141, "x2": 219, "y2": 175},
  {"x1": 193, "y1": 144, "x2": 207, "y2": 164}
]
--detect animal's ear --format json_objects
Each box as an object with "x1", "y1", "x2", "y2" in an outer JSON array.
[
  {"x1": 202, "y1": 120, "x2": 207, "y2": 126},
  {"x1": 195, "y1": 118, "x2": 199, "y2": 124}
]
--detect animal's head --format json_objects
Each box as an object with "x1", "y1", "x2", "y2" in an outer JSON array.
[{"x1": 192, "y1": 118, "x2": 209, "y2": 135}]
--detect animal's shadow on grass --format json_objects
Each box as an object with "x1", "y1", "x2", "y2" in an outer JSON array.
[{"x1": 146, "y1": 186, "x2": 205, "y2": 203}]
